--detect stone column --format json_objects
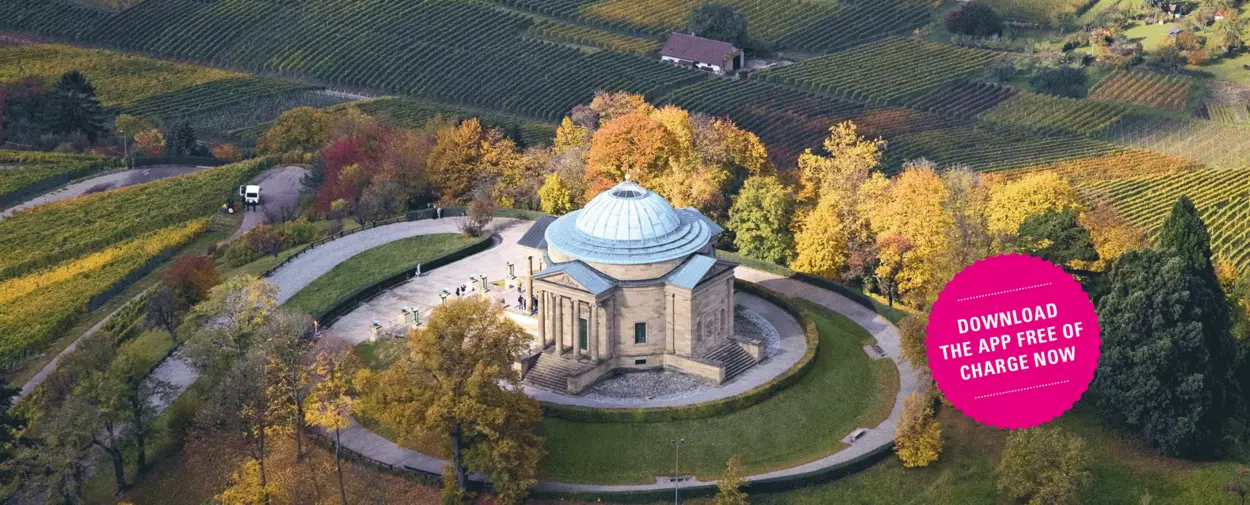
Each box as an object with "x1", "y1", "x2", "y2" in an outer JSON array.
[
  {"x1": 538, "y1": 289, "x2": 546, "y2": 348},
  {"x1": 590, "y1": 301, "x2": 599, "y2": 361},
  {"x1": 556, "y1": 295, "x2": 565, "y2": 355}
]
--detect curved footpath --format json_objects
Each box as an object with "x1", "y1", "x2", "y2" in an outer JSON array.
[{"x1": 255, "y1": 218, "x2": 920, "y2": 494}]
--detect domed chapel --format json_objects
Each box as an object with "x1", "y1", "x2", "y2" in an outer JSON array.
[{"x1": 519, "y1": 179, "x2": 764, "y2": 393}]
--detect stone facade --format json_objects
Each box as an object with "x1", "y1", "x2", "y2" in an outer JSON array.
[{"x1": 522, "y1": 180, "x2": 754, "y2": 393}]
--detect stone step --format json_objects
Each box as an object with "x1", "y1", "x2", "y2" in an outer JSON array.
[
  {"x1": 523, "y1": 353, "x2": 596, "y2": 393},
  {"x1": 705, "y1": 342, "x2": 756, "y2": 381}
]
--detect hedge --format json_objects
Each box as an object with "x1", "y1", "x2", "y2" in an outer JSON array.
[
  {"x1": 538, "y1": 280, "x2": 820, "y2": 423},
  {"x1": 132, "y1": 156, "x2": 229, "y2": 167}
]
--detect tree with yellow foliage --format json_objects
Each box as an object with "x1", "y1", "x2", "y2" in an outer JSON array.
[
  {"x1": 539, "y1": 172, "x2": 575, "y2": 215},
  {"x1": 306, "y1": 350, "x2": 361, "y2": 505},
  {"x1": 553, "y1": 117, "x2": 590, "y2": 154},
  {"x1": 217, "y1": 459, "x2": 269, "y2": 505},
  {"x1": 895, "y1": 391, "x2": 942, "y2": 467},
  {"x1": 257, "y1": 106, "x2": 333, "y2": 156},
  {"x1": 1076, "y1": 204, "x2": 1145, "y2": 271},
  {"x1": 427, "y1": 119, "x2": 523, "y2": 205},
  {"x1": 581, "y1": 101, "x2": 772, "y2": 220},
  {"x1": 355, "y1": 297, "x2": 543, "y2": 505},
  {"x1": 791, "y1": 193, "x2": 849, "y2": 278},
  {"x1": 589, "y1": 90, "x2": 654, "y2": 121},
  {"x1": 866, "y1": 162, "x2": 953, "y2": 304},
  {"x1": 796, "y1": 121, "x2": 886, "y2": 207},
  {"x1": 986, "y1": 172, "x2": 1081, "y2": 244}
]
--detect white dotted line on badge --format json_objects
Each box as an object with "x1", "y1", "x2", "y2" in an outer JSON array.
[
  {"x1": 957, "y1": 282, "x2": 1052, "y2": 302},
  {"x1": 974, "y1": 380, "x2": 1069, "y2": 400}
]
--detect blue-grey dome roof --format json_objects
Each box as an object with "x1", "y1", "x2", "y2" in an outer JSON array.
[{"x1": 545, "y1": 181, "x2": 721, "y2": 265}]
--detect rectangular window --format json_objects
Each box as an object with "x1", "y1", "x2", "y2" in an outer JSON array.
[
  {"x1": 634, "y1": 359, "x2": 647, "y2": 365},
  {"x1": 578, "y1": 317, "x2": 589, "y2": 350},
  {"x1": 634, "y1": 322, "x2": 647, "y2": 344}
]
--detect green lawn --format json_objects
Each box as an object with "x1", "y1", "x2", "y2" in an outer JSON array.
[
  {"x1": 745, "y1": 399, "x2": 1245, "y2": 505},
  {"x1": 536, "y1": 302, "x2": 897, "y2": 484},
  {"x1": 284, "y1": 233, "x2": 482, "y2": 316}
]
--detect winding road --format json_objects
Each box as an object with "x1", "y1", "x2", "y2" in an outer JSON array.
[{"x1": 1, "y1": 164, "x2": 214, "y2": 219}]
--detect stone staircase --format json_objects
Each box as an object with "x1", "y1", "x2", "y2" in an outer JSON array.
[
  {"x1": 523, "y1": 351, "x2": 597, "y2": 393},
  {"x1": 704, "y1": 342, "x2": 757, "y2": 381}
]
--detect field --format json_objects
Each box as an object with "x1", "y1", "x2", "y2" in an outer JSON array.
[
  {"x1": 0, "y1": 219, "x2": 206, "y2": 367},
  {"x1": 0, "y1": 43, "x2": 241, "y2": 108},
  {"x1": 754, "y1": 39, "x2": 1001, "y2": 104},
  {"x1": 577, "y1": 0, "x2": 834, "y2": 44},
  {"x1": 526, "y1": 19, "x2": 660, "y2": 55},
  {"x1": 977, "y1": 0, "x2": 1096, "y2": 25},
  {"x1": 665, "y1": 79, "x2": 956, "y2": 165},
  {"x1": 1079, "y1": 165, "x2": 1250, "y2": 269},
  {"x1": 1088, "y1": 70, "x2": 1194, "y2": 112},
  {"x1": 886, "y1": 124, "x2": 1123, "y2": 173},
  {"x1": 0, "y1": 0, "x2": 705, "y2": 122},
  {"x1": 1100, "y1": 116, "x2": 1250, "y2": 169},
  {"x1": 1204, "y1": 103, "x2": 1250, "y2": 123},
  {"x1": 990, "y1": 149, "x2": 1200, "y2": 184},
  {"x1": 904, "y1": 81, "x2": 1020, "y2": 119},
  {"x1": 978, "y1": 92, "x2": 1130, "y2": 135},
  {"x1": 0, "y1": 151, "x2": 120, "y2": 208},
  {"x1": 491, "y1": 0, "x2": 931, "y2": 54},
  {"x1": 0, "y1": 157, "x2": 269, "y2": 282}
]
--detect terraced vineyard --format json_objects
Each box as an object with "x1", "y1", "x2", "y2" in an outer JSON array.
[
  {"x1": 0, "y1": 151, "x2": 120, "y2": 208},
  {"x1": 0, "y1": 219, "x2": 207, "y2": 367},
  {"x1": 125, "y1": 77, "x2": 311, "y2": 118},
  {"x1": 979, "y1": 0, "x2": 1096, "y2": 25},
  {"x1": 664, "y1": 79, "x2": 957, "y2": 165},
  {"x1": 167, "y1": 90, "x2": 353, "y2": 140},
  {"x1": 990, "y1": 150, "x2": 1200, "y2": 184},
  {"x1": 754, "y1": 39, "x2": 1001, "y2": 104},
  {"x1": 491, "y1": 0, "x2": 930, "y2": 54},
  {"x1": 1079, "y1": 166, "x2": 1250, "y2": 269},
  {"x1": 0, "y1": 43, "x2": 241, "y2": 107},
  {"x1": 527, "y1": 19, "x2": 660, "y2": 55},
  {"x1": 979, "y1": 92, "x2": 1130, "y2": 135},
  {"x1": 349, "y1": 98, "x2": 558, "y2": 147},
  {"x1": 1205, "y1": 103, "x2": 1250, "y2": 123},
  {"x1": 578, "y1": 0, "x2": 833, "y2": 44},
  {"x1": 886, "y1": 124, "x2": 1123, "y2": 173},
  {"x1": 904, "y1": 81, "x2": 1019, "y2": 119},
  {"x1": 1101, "y1": 116, "x2": 1250, "y2": 169},
  {"x1": 1089, "y1": 70, "x2": 1193, "y2": 112},
  {"x1": 0, "y1": 0, "x2": 704, "y2": 121},
  {"x1": 0, "y1": 157, "x2": 271, "y2": 281}
]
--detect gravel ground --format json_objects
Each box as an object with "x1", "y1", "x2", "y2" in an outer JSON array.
[{"x1": 736, "y1": 305, "x2": 781, "y2": 358}]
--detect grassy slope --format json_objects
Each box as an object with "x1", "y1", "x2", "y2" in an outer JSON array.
[
  {"x1": 284, "y1": 233, "x2": 481, "y2": 316},
  {"x1": 362, "y1": 301, "x2": 899, "y2": 485},
  {"x1": 746, "y1": 400, "x2": 1243, "y2": 505}
]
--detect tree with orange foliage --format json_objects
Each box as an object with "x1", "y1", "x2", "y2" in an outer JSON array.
[
  {"x1": 213, "y1": 143, "x2": 244, "y2": 161},
  {"x1": 161, "y1": 254, "x2": 220, "y2": 310}
]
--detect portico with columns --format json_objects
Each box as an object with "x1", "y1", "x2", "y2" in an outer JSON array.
[{"x1": 520, "y1": 179, "x2": 757, "y2": 394}]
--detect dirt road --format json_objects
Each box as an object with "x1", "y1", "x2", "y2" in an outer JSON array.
[{"x1": 230, "y1": 165, "x2": 308, "y2": 239}]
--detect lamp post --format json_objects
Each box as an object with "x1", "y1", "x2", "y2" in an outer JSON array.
[{"x1": 670, "y1": 438, "x2": 685, "y2": 505}]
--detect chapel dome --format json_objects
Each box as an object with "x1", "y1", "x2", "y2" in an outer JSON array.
[{"x1": 544, "y1": 180, "x2": 721, "y2": 266}]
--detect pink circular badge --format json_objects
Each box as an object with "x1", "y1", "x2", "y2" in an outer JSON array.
[{"x1": 926, "y1": 254, "x2": 1100, "y2": 429}]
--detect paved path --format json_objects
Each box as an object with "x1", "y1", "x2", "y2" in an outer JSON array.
[
  {"x1": 310, "y1": 226, "x2": 919, "y2": 493},
  {"x1": 1, "y1": 164, "x2": 214, "y2": 219},
  {"x1": 269, "y1": 217, "x2": 529, "y2": 304},
  {"x1": 230, "y1": 165, "x2": 308, "y2": 240}
]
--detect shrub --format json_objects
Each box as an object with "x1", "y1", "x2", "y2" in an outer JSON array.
[
  {"x1": 1029, "y1": 66, "x2": 1088, "y2": 98},
  {"x1": 212, "y1": 144, "x2": 243, "y2": 161},
  {"x1": 945, "y1": 3, "x2": 1004, "y2": 37}
]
